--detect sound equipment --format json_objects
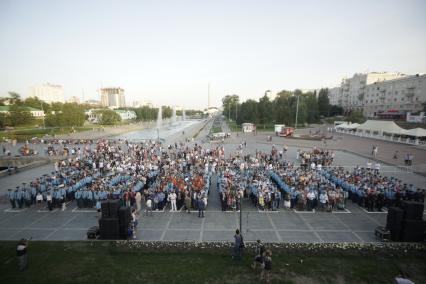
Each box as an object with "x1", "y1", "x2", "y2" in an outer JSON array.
[
  {"x1": 402, "y1": 220, "x2": 426, "y2": 242},
  {"x1": 87, "y1": 226, "x2": 99, "y2": 239},
  {"x1": 101, "y1": 201, "x2": 110, "y2": 218},
  {"x1": 109, "y1": 200, "x2": 120, "y2": 218},
  {"x1": 401, "y1": 201, "x2": 424, "y2": 221},
  {"x1": 119, "y1": 206, "x2": 131, "y2": 226},
  {"x1": 389, "y1": 228, "x2": 402, "y2": 242},
  {"x1": 99, "y1": 218, "x2": 120, "y2": 239},
  {"x1": 374, "y1": 226, "x2": 390, "y2": 241},
  {"x1": 386, "y1": 207, "x2": 404, "y2": 230}
]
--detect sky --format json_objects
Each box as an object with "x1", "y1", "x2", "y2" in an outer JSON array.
[{"x1": 0, "y1": 0, "x2": 425, "y2": 109}]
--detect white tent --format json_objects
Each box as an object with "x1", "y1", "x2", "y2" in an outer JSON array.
[
  {"x1": 404, "y1": 128, "x2": 426, "y2": 137},
  {"x1": 356, "y1": 120, "x2": 406, "y2": 135},
  {"x1": 339, "y1": 123, "x2": 360, "y2": 129}
]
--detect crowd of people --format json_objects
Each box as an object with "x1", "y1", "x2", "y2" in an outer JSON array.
[
  {"x1": 5, "y1": 137, "x2": 425, "y2": 217},
  {"x1": 7, "y1": 139, "x2": 221, "y2": 216}
]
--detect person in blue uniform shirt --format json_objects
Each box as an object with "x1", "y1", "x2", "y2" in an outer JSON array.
[
  {"x1": 16, "y1": 187, "x2": 24, "y2": 209},
  {"x1": 8, "y1": 189, "x2": 16, "y2": 209},
  {"x1": 23, "y1": 189, "x2": 31, "y2": 208},
  {"x1": 75, "y1": 189, "x2": 82, "y2": 208}
]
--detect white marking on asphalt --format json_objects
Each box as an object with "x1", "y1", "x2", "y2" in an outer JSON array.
[
  {"x1": 266, "y1": 212, "x2": 283, "y2": 242},
  {"x1": 199, "y1": 217, "x2": 205, "y2": 242},
  {"x1": 160, "y1": 212, "x2": 174, "y2": 241},
  {"x1": 4, "y1": 208, "x2": 28, "y2": 213}
]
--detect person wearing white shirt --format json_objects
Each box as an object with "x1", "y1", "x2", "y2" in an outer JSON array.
[
  {"x1": 169, "y1": 191, "x2": 177, "y2": 212},
  {"x1": 311, "y1": 162, "x2": 316, "y2": 170}
]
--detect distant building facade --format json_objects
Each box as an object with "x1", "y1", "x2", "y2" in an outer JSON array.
[
  {"x1": 30, "y1": 83, "x2": 64, "y2": 103},
  {"x1": 67, "y1": 96, "x2": 80, "y2": 104},
  {"x1": 327, "y1": 72, "x2": 426, "y2": 118},
  {"x1": 114, "y1": 109, "x2": 137, "y2": 120},
  {"x1": 0, "y1": 106, "x2": 45, "y2": 118},
  {"x1": 100, "y1": 87, "x2": 125, "y2": 108}
]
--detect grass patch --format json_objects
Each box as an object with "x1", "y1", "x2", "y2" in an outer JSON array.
[
  {"x1": 0, "y1": 127, "x2": 94, "y2": 141},
  {"x1": 0, "y1": 241, "x2": 425, "y2": 284}
]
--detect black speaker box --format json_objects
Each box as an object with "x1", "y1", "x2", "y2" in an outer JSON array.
[
  {"x1": 389, "y1": 228, "x2": 402, "y2": 242},
  {"x1": 402, "y1": 219, "x2": 426, "y2": 242},
  {"x1": 119, "y1": 206, "x2": 131, "y2": 224},
  {"x1": 401, "y1": 201, "x2": 424, "y2": 221},
  {"x1": 109, "y1": 199, "x2": 120, "y2": 218},
  {"x1": 99, "y1": 218, "x2": 119, "y2": 239},
  {"x1": 101, "y1": 201, "x2": 110, "y2": 218},
  {"x1": 386, "y1": 207, "x2": 404, "y2": 230},
  {"x1": 119, "y1": 225, "x2": 130, "y2": 239}
]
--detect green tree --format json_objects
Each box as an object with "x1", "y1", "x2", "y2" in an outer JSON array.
[
  {"x1": 257, "y1": 95, "x2": 272, "y2": 127},
  {"x1": 8, "y1": 92, "x2": 23, "y2": 105},
  {"x1": 318, "y1": 88, "x2": 330, "y2": 117},
  {"x1": 222, "y1": 94, "x2": 239, "y2": 120},
  {"x1": 346, "y1": 110, "x2": 365, "y2": 124},
  {"x1": 97, "y1": 109, "x2": 121, "y2": 125},
  {"x1": 304, "y1": 92, "x2": 320, "y2": 123},
  {"x1": 0, "y1": 112, "x2": 10, "y2": 128},
  {"x1": 8, "y1": 105, "x2": 34, "y2": 126},
  {"x1": 329, "y1": 105, "x2": 344, "y2": 116},
  {"x1": 45, "y1": 103, "x2": 85, "y2": 127},
  {"x1": 24, "y1": 96, "x2": 50, "y2": 112},
  {"x1": 237, "y1": 99, "x2": 258, "y2": 125}
]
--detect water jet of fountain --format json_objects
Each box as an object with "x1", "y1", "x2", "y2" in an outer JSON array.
[
  {"x1": 171, "y1": 106, "x2": 176, "y2": 124},
  {"x1": 156, "y1": 106, "x2": 163, "y2": 129}
]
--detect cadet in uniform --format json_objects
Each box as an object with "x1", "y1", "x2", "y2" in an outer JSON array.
[{"x1": 8, "y1": 189, "x2": 16, "y2": 209}]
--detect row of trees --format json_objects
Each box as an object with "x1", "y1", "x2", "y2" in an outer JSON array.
[
  {"x1": 1, "y1": 92, "x2": 204, "y2": 127},
  {"x1": 222, "y1": 89, "x2": 343, "y2": 127}
]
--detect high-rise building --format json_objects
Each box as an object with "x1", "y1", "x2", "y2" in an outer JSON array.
[
  {"x1": 327, "y1": 72, "x2": 426, "y2": 118},
  {"x1": 30, "y1": 83, "x2": 64, "y2": 103},
  {"x1": 100, "y1": 87, "x2": 125, "y2": 108}
]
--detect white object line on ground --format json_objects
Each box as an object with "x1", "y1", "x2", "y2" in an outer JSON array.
[
  {"x1": 160, "y1": 212, "x2": 174, "y2": 241},
  {"x1": 266, "y1": 212, "x2": 283, "y2": 242},
  {"x1": 44, "y1": 213, "x2": 80, "y2": 240},
  {"x1": 297, "y1": 213, "x2": 324, "y2": 243}
]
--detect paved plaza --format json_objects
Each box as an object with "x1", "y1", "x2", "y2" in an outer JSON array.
[
  {"x1": 0, "y1": 120, "x2": 425, "y2": 243},
  {"x1": 0, "y1": 195, "x2": 396, "y2": 243}
]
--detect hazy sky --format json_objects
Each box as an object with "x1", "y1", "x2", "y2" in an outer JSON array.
[{"x1": 0, "y1": 0, "x2": 425, "y2": 109}]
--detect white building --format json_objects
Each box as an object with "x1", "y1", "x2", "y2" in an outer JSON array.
[
  {"x1": 100, "y1": 87, "x2": 126, "y2": 108},
  {"x1": 340, "y1": 72, "x2": 406, "y2": 112},
  {"x1": 67, "y1": 96, "x2": 80, "y2": 104},
  {"x1": 328, "y1": 87, "x2": 341, "y2": 106},
  {"x1": 0, "y1": 106, "x2": 45, "y2": 118},
  {"x1": 363, "y1": 74, "x2": 426, "y2": 118},
  {"x1": 326, "y1": 72, "x2": 426, "y2": 118},
  {"x1": 114, "y1": 109, "x2": 137, "y2": 120},
  {"x1": 30, "y1": 83, "x2": 65, "y2": 103},
  {"x1": 132, "y1": 100, "x2": 154, "y2": 108}
]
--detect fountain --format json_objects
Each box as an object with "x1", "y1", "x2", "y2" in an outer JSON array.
[
  {"x1": 182, "y1": 109, "x2": 186, "y2": 121},
  {"x1": 156, "y1": 106, "x2": 162, "y2": 129},
  {"x1": 171, "y1": 106, "x2": 177, "y2": 124}
]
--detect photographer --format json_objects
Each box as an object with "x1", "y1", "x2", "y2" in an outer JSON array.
[{"x1": 16, "y1": 238, "x2": 31, "y2": 271}]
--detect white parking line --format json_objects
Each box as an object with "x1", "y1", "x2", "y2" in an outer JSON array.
[
  {"x1": 293, "y1": 209, "x2": 316, "y2": 214},
  {"x1": 332, "y1": 208, "x2": 351, "y2": 214},
  {"x1": 4, "y1": 208, "x2": 28, "y2": 213},
  {"x1": 71, "y1": 207, "x2": 97, "y2": 213},
  {"x1": 361, "y1": 208, "x2": 387, "y2": 214}
]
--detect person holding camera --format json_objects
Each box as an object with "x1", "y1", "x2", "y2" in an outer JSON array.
[{"x1": 16, "y1": 238, "x2": 31, "y2": 271}]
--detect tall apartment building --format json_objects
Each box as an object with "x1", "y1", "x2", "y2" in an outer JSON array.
[
  {"x1": 363, "y1": 74, "x2": 426, "y2": 117},
  {"x1": 100, "y1": 87, "x2": 126, "y2": 108},
  {"x1": 340, "y1": 72, "x2": 405, "y2": 112},
  {"x1": 327, "y1": 72, "x2": 426, "y2": 117},
  {"x1": 30, "y1": 83, "x2": 65, "y2": 103}
]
